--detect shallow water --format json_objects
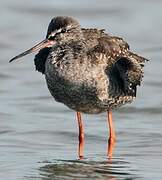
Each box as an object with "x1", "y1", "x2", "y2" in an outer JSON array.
[{"x1": 0, "y1": 0, "x2": 162, "y2": 179}]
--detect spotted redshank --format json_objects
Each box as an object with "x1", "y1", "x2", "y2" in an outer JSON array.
[{"x1": 9, "y1": 16, "x2": 148, "y2": 159}]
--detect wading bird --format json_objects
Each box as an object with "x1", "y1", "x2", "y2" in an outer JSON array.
[{"x1": 10, "y1": 16, "x2": 148, "y2": 159}]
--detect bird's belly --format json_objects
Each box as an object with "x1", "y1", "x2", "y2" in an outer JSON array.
[
  {"x1": 45, "y1": 75, "x2": 110, "y2": 114},
  {"x1": 46, "y1": 77, "x2": 135, "y2": 114}
]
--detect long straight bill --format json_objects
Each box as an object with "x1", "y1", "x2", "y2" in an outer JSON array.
[{"x1": 9, "y1": 39, "x2": 55, "y2": 63}]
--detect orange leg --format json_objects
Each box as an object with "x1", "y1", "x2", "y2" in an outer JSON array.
[
  {"x1": 76, "y1": 112, "x2": 84, "y2": 159},
  {"x1": 107, "y1": 110, "x2": 116, "y2": 158}
]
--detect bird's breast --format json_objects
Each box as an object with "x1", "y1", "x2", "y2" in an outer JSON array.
[{"x1": 44, "y1": 53, "x2": 112, "y2": 113}]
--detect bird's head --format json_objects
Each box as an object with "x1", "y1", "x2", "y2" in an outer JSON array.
[
  {"x1": 9, "y1": 16, "x2": 82, "y2": 63},
  {"x1": 47, "y1": 16, "x2": 82, "y2": 43}
]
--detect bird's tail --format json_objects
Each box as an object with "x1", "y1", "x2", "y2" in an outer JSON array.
[{"x1": 114, "y1": 52, "x2": 149, "y2": 96}]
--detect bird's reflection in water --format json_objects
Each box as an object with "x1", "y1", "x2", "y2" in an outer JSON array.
[{"x1": 39, "y1": 158, "x2": 138, "y2": 179}]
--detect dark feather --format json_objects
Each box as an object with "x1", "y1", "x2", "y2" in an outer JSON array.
[
  {"x1": 112, "y1": 53, "x2": 148, "y2": 97},
  {"x1": 87, "y1": 35, "x2": 148, "y2": 98},
  {"x1": 34, "y1": 47, "x2": 51, "y2": 74}
]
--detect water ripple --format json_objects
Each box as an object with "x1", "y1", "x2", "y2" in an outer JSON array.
[{"x1": 38, "y1": 158, "x2": 138, "y2": 180}]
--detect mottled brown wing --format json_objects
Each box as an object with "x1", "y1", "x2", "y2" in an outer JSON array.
[
  {"x1": 96, "y1": 36, "x2": 130, "y2": 60},
  {"x1": 87, "y1": 35, "x2": 148, "y2": 96},
  {"x1": 87, "y1": 36, "x2": 130, "y2": 66}
]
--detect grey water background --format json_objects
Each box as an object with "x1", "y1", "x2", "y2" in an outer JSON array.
[{"x1": 0, "y1": 0, "x2": 162, "y2": 179}]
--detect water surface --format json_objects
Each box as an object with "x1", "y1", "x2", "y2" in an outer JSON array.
[{"x1": 0, "y1": 0, "x2": 162, "y2": 179}]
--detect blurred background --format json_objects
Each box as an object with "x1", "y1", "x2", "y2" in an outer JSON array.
[{"x1": 0, "y1": 0, "x2": 162, "y2": 179}]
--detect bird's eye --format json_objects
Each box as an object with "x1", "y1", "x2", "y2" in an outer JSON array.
[
  {"x1": 61, "y1": 28, "x2": 67, "y2": 33},
  {"x1": 48, "y1": 33, "x2": 55, "y2": 40}
]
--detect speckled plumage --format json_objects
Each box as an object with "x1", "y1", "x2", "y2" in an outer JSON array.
[{"x1": 34, "y1": 16, "x2": 148, "y2": 114}]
